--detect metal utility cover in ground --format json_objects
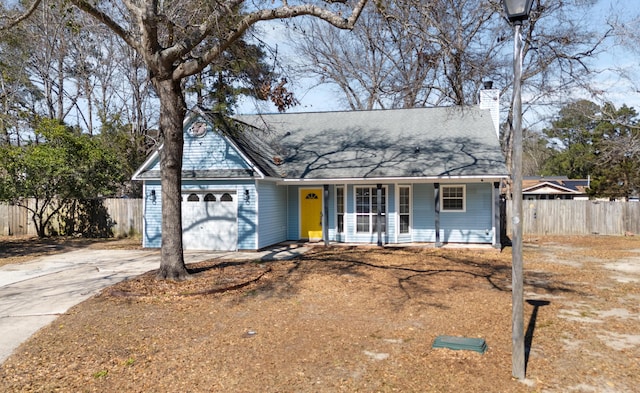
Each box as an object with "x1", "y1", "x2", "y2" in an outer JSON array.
[{"x1": 432, "y1": 335, "x2": 488, "y2": 354}]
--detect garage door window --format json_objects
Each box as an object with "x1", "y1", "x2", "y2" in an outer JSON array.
[
  {"x1": 187, "y1": 193, "x2": 199, "y2": 202},
  {"x1": 221, "y1": 193, "x2": 233, "y2": 202},
  {"x1": 204, "y1": 193, "x2": 216, "y2": 201}
]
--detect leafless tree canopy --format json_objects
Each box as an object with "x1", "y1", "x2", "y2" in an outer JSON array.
[
  {"x1": 288, "y1": 0, "x2": 506, "y2": 110},
  {"x1": 1, "y1": 0, "x2": 371, "y2": 280}
]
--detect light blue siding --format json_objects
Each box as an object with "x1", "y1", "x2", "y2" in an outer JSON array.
[
  {"x1": 143, "y1": 179, "x2": 258, "y2": 250},
  {"x1": 146, "y1": 120, "x2": 253, "y2": 173},
  {"x1": 256, "y1": 181, "x2": 288, "y2": 248},
  {"x1": 286, "y1": 186, "x2": 300, "y2": 240},
  {"x1": 411, "y1": 184, "x2": 436, "y2": 242},
  {"x1": 410, "y1": 183, "x2": 494, "y2": 244},
  {"x1": 439, "y1": 183, "x2": 494, "y2": 243},
  {"x1": 281, "y1": 182, "x2": 493, "y2": 245},
  {"x1": 237, "y1": 183, "x2": 257, "y2": 250},
  {"x1": 183, "y1": 122, "x2": 252, "y2": 172},
  {"x1": 141, "y1": 116, "x2": 261, "y2": 250},
  {"x1": 145, "y1": 178, "x2": 495, "y2": 249},
  {"x1": 142, "y1": 181, "x2": 162, "y2": 248}
]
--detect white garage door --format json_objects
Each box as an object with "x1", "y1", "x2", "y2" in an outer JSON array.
[{"x1": 182, "y1": 191, "x2": 238, "y2": 251}]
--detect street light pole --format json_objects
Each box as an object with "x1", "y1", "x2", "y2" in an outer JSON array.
[
  {"x1": 511, "y1": 19, "x2": 525, "y2": 380},
  {"x1": 501, "y1": 0, "x2": 533, "y2": 380}
]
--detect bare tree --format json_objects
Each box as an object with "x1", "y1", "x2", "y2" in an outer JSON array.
[
  {"x1": 289, "y1": 0, "x2": 506, "y2": 110},
  {"x1": 2, "y1": 0, "x2": 369, "y2": 280},
  {"x1": 23, "y1": 0, "x2": 80, "y2": 123},
  {"x1": 0, "y1": 10, "x2": 35, "y2": 145},
  {"x1": 287, "y1": 7, "x2": 411, "y2": 110},
  {"x1": 500, "y1": 0, "x2": 613, "y2": 185},
  {"x1": 606, "y1": 2, "x2": 640, "y2": 104},
  {"x1": 1, "y1": 0, "x2": 121, "y2": 136}
]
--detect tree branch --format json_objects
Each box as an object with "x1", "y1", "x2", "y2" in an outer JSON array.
[
  {"x1": 70, "y1": 1, "x2": 137, "y2": 51},
  {"x1": 159, "y1": 0, "x2": 244, "y2": 67},
  {"x1": 173, "y1": 0, "x2": 369, "y2": 79},
  {"x1": 0, "y1": 0, "x2": 42, "y2": 31}
]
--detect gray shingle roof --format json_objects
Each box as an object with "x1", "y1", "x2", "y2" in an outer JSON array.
[{"x1": 233, "y1": 106, "x2": 508, "y2": 180}]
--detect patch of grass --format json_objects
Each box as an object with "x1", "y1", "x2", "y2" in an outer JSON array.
[
  {"x1": 536, "y1": 320, "x2": 554, "y2": 329},
  {"x1": 93, "y1": 369, "x2": 109, "y2": 379}
]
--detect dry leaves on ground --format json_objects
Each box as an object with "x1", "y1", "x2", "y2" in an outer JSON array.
[{"x1": 0, "y1": 235, "x2": 639, "y2": 392}]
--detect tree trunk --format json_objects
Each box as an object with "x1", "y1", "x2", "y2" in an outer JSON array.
[{"x1": 155, "y1": 78, "x2": 189, "y2": 280}]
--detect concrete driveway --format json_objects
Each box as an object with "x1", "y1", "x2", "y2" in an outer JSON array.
[{"x1": 0, "y1": 245, "x2": 307, "y2": 364}]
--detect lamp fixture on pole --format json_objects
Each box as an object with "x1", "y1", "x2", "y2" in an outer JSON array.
[
  {"x1": 503, "y1": 0, "x2": 534, "y2": 23},
  {"x1": 502, "y1": 0, "x2": 533, "y2": 381}
]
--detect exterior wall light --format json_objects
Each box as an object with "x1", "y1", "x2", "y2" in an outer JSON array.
[
  {"x1": 150, "y1": 189, "x2": 156, "y2": 204},
  {"x1": 244, "y1": 189, "x2": 250, "y2": 203}
]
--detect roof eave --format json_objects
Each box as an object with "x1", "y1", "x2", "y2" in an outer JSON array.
[{"x1": 275, "y1": 174, "x2": 508, "y2": 185}]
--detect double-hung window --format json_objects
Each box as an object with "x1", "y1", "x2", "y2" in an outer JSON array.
[
  {"x1": 441, "y1": 185, "x2": 466, "y2": 212},
  {"x1": 399, "y1": 186, "x2": 411, "y2": 233},
  {"x1": 356, "y1": 186, "x2": 386, "y2": 233},
  {"x1": 336, "y1": 186, "x2": 345, "y2": 233}
]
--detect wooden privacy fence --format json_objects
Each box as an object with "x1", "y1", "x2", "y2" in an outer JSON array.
[
  {"x1": 0, "y1": 198, "x2": 143, "y2": 237},
  {"x1": 506, "y1": 200, "x2": 640, "y2": 236},
  {"x1": 2, "y1": 198, "x2": 638, "y2": 238}
]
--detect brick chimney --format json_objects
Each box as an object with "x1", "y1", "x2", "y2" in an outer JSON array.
[{"x1": 479, "y1": 81, "x2": 500, "y2": 138}]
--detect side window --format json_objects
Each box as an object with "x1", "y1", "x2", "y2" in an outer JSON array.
[
  {"x1": 399, "y1": 186, "x2": 410, "y2": 233},
  {"x1": 336, "y1": 187, "x2": 344, "y2": 233},
  {"x1": 441, "y1": 185, "x2": 465, "y2": 211}
]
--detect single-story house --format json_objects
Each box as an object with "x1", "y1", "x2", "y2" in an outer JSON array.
[
  {"x1": 132, "y1": 88, "x2": 508, "y2": 250},
  {"x1": 522, "y1": 176, "x2": 590, "y2": 200}
]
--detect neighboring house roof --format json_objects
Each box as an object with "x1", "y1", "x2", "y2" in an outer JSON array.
[
  {"x1": 234, "y1": 106, "x2": 507, "y2": 181},
  {"x1": 522, "y1": 177, "x2": 590, "y2": 195},
  {"x1": 133, "y1": 105, "x2": 508, "y2": 182}
]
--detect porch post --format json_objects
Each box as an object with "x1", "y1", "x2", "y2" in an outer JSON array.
[
  {"x1": 434, "y1": 183, "x2": 442, "y2": 247},
  {"x1": 376, "y1": 184, "x2": 383, "y2": 247},
  {"x1": 323, "y1": 185, "x2": 329, "y2": 247},
  {"x1": 494, "y1": 182, "x2": 502, "y2": 249}
]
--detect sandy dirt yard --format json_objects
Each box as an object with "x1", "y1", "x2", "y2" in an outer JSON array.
[{"x1": 0, "y1": 235, "x2": 639, "y2": 392}]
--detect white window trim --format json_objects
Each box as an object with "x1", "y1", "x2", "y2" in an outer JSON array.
[
  {"x1": 440, "y1": 184, "x2": 466, "y2": 212},
  {"x1": 354, "y1": 185, "x2": 388, "y2": 234},
  {"x1": 398, "y1": 185, "x2": 412, "y2": 235}
]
